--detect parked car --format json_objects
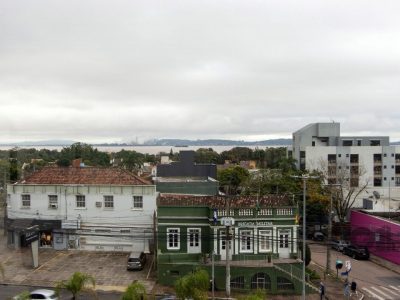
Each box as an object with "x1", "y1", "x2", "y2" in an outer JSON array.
[
  {"x1": 312, "y1": 232, "x2": 325, "y2": 241},
  {"x1": 343, "y1": 245, "x2": 369, "y2": 260},
  {"x1": 331, "y1": 239, "x2": 349, "y2": 252},
  {"x1": 127, "y1": 251, "x2": 147, "y2": 271},
  {"x1": 14, "y1": 289, "x2": 58, "y2": 300}
]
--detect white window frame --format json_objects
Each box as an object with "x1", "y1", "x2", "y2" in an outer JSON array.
[
  {"x1": 132, "y1": 196, "x2": 143, "y2": 209},
  {"x1": 104, "y1": 195, "x2": 114, "y2": 209},
  {"x1": 188, "y1": 228, "x2": 200, "y2": 247},
  {"x1": 259, "y1": 230, "x2": 272, "y2": 252},
  {"x1": 240, "y1": 230, "x2": 253, "y2": 253},
  {"x1": 21, "y1": 194, "x2": 31, "y2": 208},
  {"x1": 167, "y1": 228, "x2": 180, "y2": 250},
  {"x1": 76, "y1": 195, "x2": 86, "y2": 208},
  {"x1": 48, "y1": 195, "x2": 58, "y2": 209}
]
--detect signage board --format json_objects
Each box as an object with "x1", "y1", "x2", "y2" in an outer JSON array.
[{"x1": 24, "y1": 226, "x2": 39, "y2": 244}]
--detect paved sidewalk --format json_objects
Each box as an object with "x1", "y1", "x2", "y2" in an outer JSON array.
[{"x1": 0, "y1": 233, "x2": 155, "y2": 293}]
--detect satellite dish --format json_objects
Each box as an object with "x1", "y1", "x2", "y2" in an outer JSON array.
[{"x1": 373, "y1": 191, "x2": 381, "y2": 199}]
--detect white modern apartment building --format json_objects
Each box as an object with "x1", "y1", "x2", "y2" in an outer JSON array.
[
  {"x1": 6, "y1": 163, "x2": 157, "y2": 252},
  {"x1": 288, "y1": 123, "x2": 400, "y2": 210}
]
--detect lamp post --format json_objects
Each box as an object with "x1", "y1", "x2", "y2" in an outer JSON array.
[{"x1": 292, "y1": 175, "x2": 318, "y2": 300}]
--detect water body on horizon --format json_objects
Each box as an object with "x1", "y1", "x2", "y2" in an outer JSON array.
[{"x1": 0, "y1": 145, "x2": 286, "y2": 155}]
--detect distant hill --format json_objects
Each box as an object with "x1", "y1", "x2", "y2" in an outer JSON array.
[{"x1": 142, "y1": 138, "x2": 292, "y2": 146}]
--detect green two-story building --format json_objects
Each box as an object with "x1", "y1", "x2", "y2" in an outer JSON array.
[{"x1": 157, "y1": 194, "x2": 315, "y2": 295}]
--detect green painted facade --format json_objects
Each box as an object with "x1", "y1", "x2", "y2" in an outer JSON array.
[{"x1": 156, "y1": 196, "x2": 311, "y2": 295}]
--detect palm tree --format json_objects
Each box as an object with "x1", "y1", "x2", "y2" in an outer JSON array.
[
  {"x1": 56, "y1": 271, "x2": 96, "y2": 300},
  {"x1": 121, "y1": 281, "x2": 147, "y2": 300}
]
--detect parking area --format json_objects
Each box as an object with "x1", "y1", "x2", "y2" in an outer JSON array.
[{"x1": 0, "y1": 233, "x2": 156, "y2": 293}]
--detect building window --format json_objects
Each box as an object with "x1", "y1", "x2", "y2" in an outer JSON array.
[
  {"x1": 338, "y1": 154, "x2": 341, "y2": 158},
  {"x1": 240, "y1": 230, "x2": 252, "y2": 252},
  {"x1": 342, "y1": 140, "x2": 352, "y2": 146},
  {"x1": 374, "y1": 178, "x2": 382, "y2": 187},
  {"x1": 259, "y1": 230, "x2": 272, "y2": 252},
  {"x1": 133, "y1": 196, "x2": 143, "y2": 209},
  {"x1": 48, "y1": 195, "x2": 58, "y2": 209},
  {"x1": 357, "y1": 140, "x2": 362, "y2": 146},
  {"x1": 312, "y1": 141, "x2": 315, "y2": 146},
  {"x1": 188, "y1": 228, "x2": 200, "y2": 247},
  {"x1": 231, "y1": 276, "x2": 245, "y2": 289},
  {"x1": 76, "y1": 195, "x2": 86, "y2": 208},
  {"x1": 370, "y1": 140, "x2": 381, "y2": 146},
  {"x1": 279, "y1": 231, "x2": 289, "y2": 248},
  {"x1": 384, "y1": 153, "x2": 387, "y2": 157},
  {"x1": 251, "y1": 273, "x2": 271, "y2": 290},
  {"x1": 167, "y1": 228, "x2": 180, "y2": 250},
  {"x1": 21, "y1": 194, "x2": 30, "y2": 208},
  {"x1": 104, "y1": 195, "x2": 114, "y2": 208}
]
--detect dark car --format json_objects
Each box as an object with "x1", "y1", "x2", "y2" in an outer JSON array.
[
  {"x1": 127, "y1": 251, "x2": 147, "y2": 271},
  {"x1": 343, "y1": 245, "x2": 369, "y2": 260}
]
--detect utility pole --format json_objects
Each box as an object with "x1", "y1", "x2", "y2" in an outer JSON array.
[
  {"x1": 323, "y1": 183, "x2": 341, "y2": 277},
  {"x1": 292, "y1": 175, "x2": 319, "y2": 300},
  {"x1": 226, "y1": 224, "x2": 231, "y2": 298},
  {"x1": 221, "y1": 197, "x2": 234, "y2": 299}
]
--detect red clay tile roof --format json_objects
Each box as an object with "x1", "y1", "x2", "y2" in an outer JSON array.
[
  {"x1": 21, "y1": 166, "x2": 151, "y2": 185},
  {"x1": 158, "y1": 194, "x2": 291, "y2": 208}
]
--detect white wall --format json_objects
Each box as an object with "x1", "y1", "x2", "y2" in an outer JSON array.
[{"x1": 7, "y1": 184, "x2": 157, "y2": 252}]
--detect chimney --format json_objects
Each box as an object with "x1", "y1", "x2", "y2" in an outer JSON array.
[{"x1": 72, "y1": 159, "x2": 82, "y2": 168}]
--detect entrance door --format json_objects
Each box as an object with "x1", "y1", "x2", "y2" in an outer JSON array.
[
  {"x1": 219, "y1": 230, "x2": 232, "y2": 260},
  {"x1": 278, "y1": 229, "x2": 291, "y2": 258},
  {"x1": 187, "y1": 228, "x2": 201, "y2": 253}
]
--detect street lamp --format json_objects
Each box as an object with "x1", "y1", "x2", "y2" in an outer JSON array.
[{"x1": 292, "y1": 175, "x2": 319, "y2": 300}]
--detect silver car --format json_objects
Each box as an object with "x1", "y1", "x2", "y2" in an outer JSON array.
[
  {"x1": 331, "y1": 239, "x2": 349, "y2": 252},
  {"x1": 14, "y1": 289, "x2": 58, "y2": 300}
]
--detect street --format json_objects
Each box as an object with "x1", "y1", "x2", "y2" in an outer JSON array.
[
  {"x1": 0, "y1": 284, "x2": 122, "y2": 300},
  {"x1": 310, "y1": 242, "x2": 400, "y2": 299}
]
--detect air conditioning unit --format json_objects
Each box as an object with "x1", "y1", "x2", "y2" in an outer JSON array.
[
  {"x1": 95, "y1": 202, "x2": 102, "y2": 208},
  {"x1": 49, "y1": 203, "x2": 58, "y2": 209}
]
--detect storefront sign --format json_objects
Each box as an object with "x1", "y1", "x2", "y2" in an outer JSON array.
[
  {"x1": 237, "y1": 221, "x2": 273, "y2": 227},
  {"x1": 24, "y1": 226, "x2": 39, "y2": 244}
]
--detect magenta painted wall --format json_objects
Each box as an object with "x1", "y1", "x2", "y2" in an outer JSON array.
[{"x1": 350, "y1": 210, "x2": 400, "y2": 265}]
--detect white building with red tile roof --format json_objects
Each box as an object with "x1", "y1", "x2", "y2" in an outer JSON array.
[{"x1": 6, "y1": 165, "x2": 157, "y2": 253}]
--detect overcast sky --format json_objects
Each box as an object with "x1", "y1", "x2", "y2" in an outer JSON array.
[{"x1": 1, "y1": 0, "x2": 400, "y2": 143}]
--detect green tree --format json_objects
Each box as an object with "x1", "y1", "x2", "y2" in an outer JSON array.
[
  {"x1": 59, "y1": 143, "x2": 110, "y2": 166},
  {"x1": 56, "y1": 271, "x2": 96, "y2": 300},
  {"x1": 121, "y1": 281, "x2": 147, "y2": 300},
  {"x1": 195, "y1": 148, "x2": 221, "y2": 164},
  {"x1": 115, "y1": 150, "x2": 145, "y2": 172},
  {"x1": 174, "y1": 269, "x2": 209, "y2": 300},
  {"x1": 218, "y1": 166, "x2": 249, "y2": 195}
]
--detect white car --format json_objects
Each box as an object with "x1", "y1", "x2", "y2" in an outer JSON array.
[{"x1": 14, "y1": 289, "x2": 58, "y2": 300}]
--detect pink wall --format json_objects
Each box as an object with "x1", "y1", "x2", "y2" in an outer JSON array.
[{"x1": 350, "y1": 210, "x2": 400, "y2": 265}]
